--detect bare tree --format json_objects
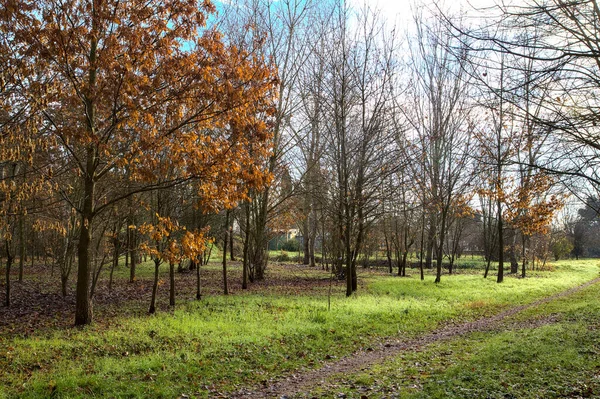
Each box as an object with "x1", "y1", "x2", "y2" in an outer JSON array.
[
  {"x1": 402, "y1": 9, "x2": 473, "y2": 283},
  {"x1": 221, "y1": 0, "x2": 315, "y2": 281},
  {"x1": 455, "y1": 0, "x2": 600, "y2": 197},
  {"x1": 315, "y1": 2, "x2": 399, "y2": 295}
]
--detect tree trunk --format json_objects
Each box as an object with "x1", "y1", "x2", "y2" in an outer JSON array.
[
  {"x1": 351, "y1": 255, "x2": 358, "y2": 292},
  {"x1": 419, "y1": 212, "x2": 425, "y2": 281},
  {"x1": 90, "y1": 256, "x2": 106, "y2": 301},
  {"x1": 18, "y1": 215, "x2": 24, "y2": 282},
  {"x1": 385, "y1": 234, "x2": 392, "y2": 274},
  {"x1": 196, "y1": 259, "x2": 201, "y2": 300},
  {"x1": 521, "y1": 235, "x2": 527, "y2": 278},
  {"x1": 242, "y1": 203, "x2": 250, "y2": 289},
  {"x1": 4, "y1": 245, "x2": 12, "y2": 307},
  {"x1": 149, "y1": 259, "x2": 160, "y2": 314},
  {"x1": 497, "y1": 199, "x2": 504, "y2": 283},
  {"x1": 484, "y1": 257, "x2": 491, "y2": 279},
  {"x1": 128, "y1": 194, "x2": 136, "y2": 283},
  {"x1": 30, "y1": 235, "x2": 34, "y2": 270},
  {"x1": 344, "y1": 211, "x2": 353, "y2": 297},
  {"x1": 61, "y1": 273, "x2": 69, "y2": 297},
  {"x1": 309, "y1": 219, "x2": 316, "y2": 267},
  {"x1": 425, "y1": 226, "x2": 435, "y2": 270},
  {"x1": 229, "y1": 213, "x2": 235, "y2": 261},
  {"x1": 61, "y1": 247, "x2": 72, "y2": 298},
  {"x1": 129, "y1": 229, "x2": 136, "y2": 283},
  {"x1": 75, "y1": 150, "x2": 95, "y2": 326},
  {"x1": 435, "y1": 210, "x2": 448, "y2": 284},
  {"x1": 509, "y1": 232, "x2": 518, "y2": 274},
  {"x1": 222, "y1": 210, "x2": 230, "y2": 295},
  {"x1": 250, "y1": 190, "x2": 270, "y2": 281},
  {"x1": 401, "y1": 251, "x2": 408, "y2": 277},
  {"x1": 303, "y1": 217, "x2": 310, "y2": 265},
  {"x1": 169, "y1": 261, "x2": 175, "y2": 307}
]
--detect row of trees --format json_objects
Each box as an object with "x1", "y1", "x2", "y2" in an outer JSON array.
[{"x1": 1, "y1": 0, "x2": 599, "y2": 325}]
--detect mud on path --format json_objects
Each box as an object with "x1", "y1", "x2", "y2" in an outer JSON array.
[{"x1": 230, "y1": 277, "x2": 600, "y2": 399}]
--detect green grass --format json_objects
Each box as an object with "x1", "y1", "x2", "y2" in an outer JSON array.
[
  {"x1": 303, "y1": 261, "x2": 600, "y2": 398},
  {"x1": 1, "y1": 259, "x2": 599, "y2": 398}
]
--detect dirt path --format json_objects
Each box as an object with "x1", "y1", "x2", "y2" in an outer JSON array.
[{"x1": 230, "y1": 277, "x2": 600, "y2": 399}]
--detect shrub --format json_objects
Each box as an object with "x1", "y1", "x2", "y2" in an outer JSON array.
[{"x1": 281, "y1": 239, "x2": 299, "y2": 252}]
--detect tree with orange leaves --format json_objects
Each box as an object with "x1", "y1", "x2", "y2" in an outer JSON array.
[
  {"x1": 138, "y1": 208, "x2": 208, "y2": 314},
  {"x1": 504, "y1": 172, "x2": 563, "y2": 277},
  {"x1": 0, "y1": 0, "x2": 276, "y2": 325},
  {"x1": 0, "y1": 35, "x2": 57, "y2": 306}
]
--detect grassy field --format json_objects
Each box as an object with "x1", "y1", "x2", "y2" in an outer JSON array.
[
  {"x1": 305, "y1": 269, "x2": 600, "y2": 398},
  {"x1": 0, "y1": 259, "x2": 598, "y2": 398}
]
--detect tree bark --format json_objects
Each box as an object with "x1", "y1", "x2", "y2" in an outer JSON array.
[
  {"x1": 75, "y1": 146, "x2": 95, "y2": 326},
  {"x1": 149, "y1": 259, "x2": 160, "y2": 314},
  {"x1": 75, "y1": 29, "x2": 98, "y2": 326},
  {"x1": 222, "y1": 210, "x2": 230, "y2": 295}
]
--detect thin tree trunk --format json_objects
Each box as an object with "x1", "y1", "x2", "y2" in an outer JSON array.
[
  {"x1": 521, "y1": 235, "x2": 527, "y2": 278},
  {"x1": 169, "y1": 261, "x2": 175, "y2": 307},
  {"x1": 18, "y1": 215, "x2": 24, "y2": 282},
  {"x1": 109, "y1": 244, "x2": 118, "y2": 291},
  {"x1": 419, "y1": 212, "x2": 425, "y2": 281},
  {"x1": 5, "y1": 243, "x2": 12, "y2": 307},
  {"x1": 303, "y1": 217, "x2": 310, "y2": 265},
  {"x1": 124, "y1": 236, "x2": 129, "y2": 273},
  {"x1": 425, "y1": 215, "x2": 435, "y2": 269},
  {"x1": 222, "y1": 210, "x2": 230, "y2": 295},
  {"x1": 149, "y1": 259, "x2": 160, "y2": 314},
  {"x1": 309, "y1": 220, "x2": 316, "y2": 267},
  {"x1": 385, "y1": 234, "x2": 392, "y2": 274},
  {"x1": 497, "y1": 199, "x2": 504, "y2": 283},
  {"x1": 129, "y1": 230, "x2": 136, "y2": 283},
  {"x1": 229, "y1": 212, "x2": 235, "y2": 261},
  {"x1": 242, "y1": 203, "x2": 250, "y2": 289},
  {"x1": 484, "y1": 257, "x2": 491, "y2": 279},
  {"x1": 30, "y1": 236, "x2": 34, "y2": 270},
  {"x1": 401, "y1": 251, "x2": 408, "y2": 277},
  {"x1": 435, "y1": 210, "x2": 448, "y2": 284},
  {"x1": 196, "y1": 259, "x2": 201, "y2": 300}
]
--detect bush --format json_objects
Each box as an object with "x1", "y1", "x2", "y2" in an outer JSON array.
[
  {"x1": 281, "y1": 239, "x2": 300, "y2": 252},
  {"x1": 552, "y1": 235, "x2": 574, "y2": 261}
]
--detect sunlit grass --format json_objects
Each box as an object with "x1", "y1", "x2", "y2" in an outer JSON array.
[
  {"x1": 306, "y1": 271, "x2": 600, "y2": 399},
  {"x1": 1, "y1": 259, "x2": 598, "y2": 398}
]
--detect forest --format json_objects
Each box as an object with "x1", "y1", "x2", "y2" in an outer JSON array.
[{"x1": 1, "y1": 0, "x2": 600, "y2": 398}]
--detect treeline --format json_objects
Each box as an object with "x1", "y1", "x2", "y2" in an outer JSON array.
[{"x1": 1, "y1": 0, "x2": 599, "y2": 325}]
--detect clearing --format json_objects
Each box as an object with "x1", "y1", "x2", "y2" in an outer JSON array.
[{"x1": 0, "y1": 258, "x2": 598, "y2": 398}]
